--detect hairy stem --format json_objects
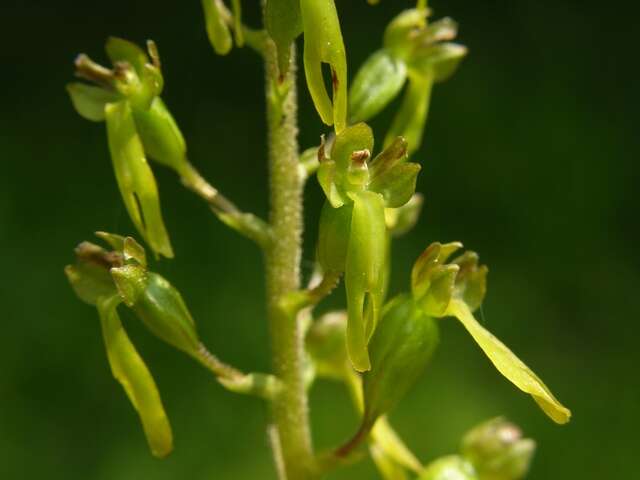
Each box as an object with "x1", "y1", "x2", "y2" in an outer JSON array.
[{"x1": 263, "y1": 40, "x2": 316, "y2": 479}]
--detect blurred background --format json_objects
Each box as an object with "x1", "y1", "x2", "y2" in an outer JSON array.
[{"x1": 1, "y1": 0, "x2": 638, "y2": 478}]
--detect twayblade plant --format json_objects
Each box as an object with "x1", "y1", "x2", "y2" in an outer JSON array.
[{"x1": 64, "y1": 1, "x2": 571, "y2": 479}]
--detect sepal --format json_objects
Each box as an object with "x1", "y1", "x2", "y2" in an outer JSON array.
[{"x1": 66, "y1": 83, "x2": 120, "y2": 122}]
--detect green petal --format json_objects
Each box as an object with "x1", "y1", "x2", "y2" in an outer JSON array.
[
  {"x1": 447, "y1": 299, "x2": 571, "y2": 424},
  {"x1": 300, "y1": 0, "x2": 348, "y2": 132},
  {"x1": 67, "y1": 83, "x2": 120, "y2": 122},
  {"x1": 368, "y1": 162, "x2": 421, "y2": 208},
  {"x1": 97, "y1": 295, "x2": 173, "y2": 458},
  {"x1": 105, "y1": 101, "x2": 173, "y2": 258},
  {"x1": 105, "y1": 37, "x2": 149, "y2": 76},
  {"x1": 345, "y1": 191, "x2": 386, "y2": 371}
]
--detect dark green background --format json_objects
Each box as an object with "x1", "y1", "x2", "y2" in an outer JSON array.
[{"x1": 1, "y1": 0, "x2": 638, "y2": 478}]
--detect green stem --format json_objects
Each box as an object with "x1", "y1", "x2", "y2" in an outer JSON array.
[{"x1": 263, "y1": 39, "x2": 316, "y2": 479}]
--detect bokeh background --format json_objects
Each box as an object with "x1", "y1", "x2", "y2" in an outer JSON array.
[{"x1": 1, "y1": 0, "x2": 638, "y2": 478}]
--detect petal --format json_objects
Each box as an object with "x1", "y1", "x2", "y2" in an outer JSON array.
[
  {"x1": 447, "y1": 299, "x2": 571, "y2": 424},
  {"x1": 97, "y1": 295, "x2": 173, "y2": 457},
  {"x1": 345, "y1": 191, "x2": 386, "y2": 371},
  {"x1": 66, "y1": 83, "x2": 120, "y2": 122},
  {"x1": 105, "y1": 101, "x2": 173, "y2": 258}
]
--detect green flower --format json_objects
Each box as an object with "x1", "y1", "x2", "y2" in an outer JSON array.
[
  {"x1": 67, "y1": 38, "x2": 190, "y2": 258},
  {"x1": 65, "y1": 237, "x2": 173, "y2": 458},
  {"x1": 316, "y1": 123, "x2": 421, "y2": 371}
]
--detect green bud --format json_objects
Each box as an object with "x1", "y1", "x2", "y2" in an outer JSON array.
[
  {"x1": 385, "y1": 193, "x2": 424, "y2": 237},
  {"x1": 266, "y1": 0, "x2": 303, "y2": 75},
  {"x1": 202, "y1": 0, "x2": 233, "y2": 55},
  {"x1": 420, "y1": 455, "x2": 478, "y2": 480},
  {"x1": 345, "y1": 190, "x2": 387, "y2": 372},
  {"x1": 105, "y1": 100, "x2": 173, "y2": 258},
  {"x1": 66, "y1": 83, "x2": 120, "y2": 122},
  {"x1": 300, "y1": 0, "x2": 348, "y2": 132},
  {"x1": 97, "y1": 295, "x2": 173, "y2": 458},
  {"x1": 348, "y1": 49, "x2": 407, "y2": 124},
  {"x1": 132, "y1": 97, "x2": 188, "y2": 175},
  {"x1": 363, "y1": 293, "x2": 439, "y2": 423},
  {"x1": 111, "y1": 266, "x2": 200, "y2": 357},
  {"x1": 461, "y1": 418, "x2": 536, "y2": 480}
]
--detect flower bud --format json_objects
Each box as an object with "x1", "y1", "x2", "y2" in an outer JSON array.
[
  {"x1": 105, "y1": 101, "x2": 174, "y2": 258},
  {"x1": 461, "y1": 418, "x2": 536, "y2": 480},
  {"x1": 348, "y1": 49, "x2": 407, "y2": 124},
  {"x1": 97, "y1": 295, "x2": 173, "y2": 458},
  {"x1": 111, "y1": 265, "x2": 201, "y2": 357},
  {"x1": 202, "y1": 0, "x2": 233, "y2": 55},
  {"x1": 419, "y1": 455, "x2": 478, "y2": 480},
  {"x1": 363, "y1": 294, "x2": 439, "y2": 424},
  {"x1": 66, "y1": 83, "x2": 120, "y2": 122},
  {"x1": 266, "y1": 0, "x2": 303, "y2": 75},
  {"x1": 300, "y1": 0, "x2": 348, "y2": 132}
]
